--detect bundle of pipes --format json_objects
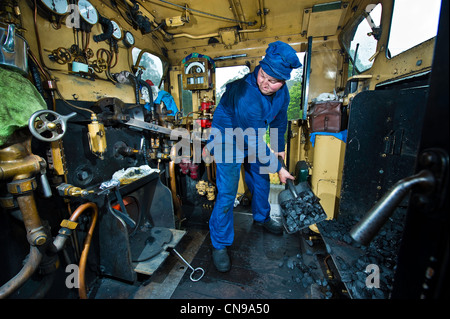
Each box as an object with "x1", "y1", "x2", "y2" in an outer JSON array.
[{"x1": 0, "y1": 137, "x2": 98, "y2": 299}]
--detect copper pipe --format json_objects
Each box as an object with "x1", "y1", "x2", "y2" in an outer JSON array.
[
  {"x1": 1, "y1": 139, "x2": 48, "y2": 246},
  {"x1": 0, "y1": 246, "x2": 43, "y2": 299},
  {"x1": 206, "y1": 164, "x2": 215, "y2": 186},
  {"x1": 169, "y1": 146, "x2": 182, "y2": 221},
  {"x1": 15, "y1": 191, "x2": 47, "y2": 246},
  {"x1": 68, "y1": 202, "x2": 98, "y2": 299},
  {"x1": 171, "y1": 32, "x2": 220, "y2": 40},
  {"x1": 0, "y1": 139, "x2": 47, "y2": 298}
]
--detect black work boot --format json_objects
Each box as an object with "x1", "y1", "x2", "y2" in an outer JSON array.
[
  {"x1": 212, "y1": 247, "x2": 231, "y2": 272},
  {"x1": 255, "y1": 218, "x2": 284, "y2": 235}
]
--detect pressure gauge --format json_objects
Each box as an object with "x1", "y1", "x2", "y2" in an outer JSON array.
[
  {"x1": 78, "y1": 0, "x2": 98, "y2": 25},
  {"x1": 40, "y1": 0, "x2": 69, "y2": 15},
  {"x1": 123, "y1": 31, "x2": 135, "y2": 48},
  {"x1": 110, "y1": 20, "x2": 122, "y2": 40}
]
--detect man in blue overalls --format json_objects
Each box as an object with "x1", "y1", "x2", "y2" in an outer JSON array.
[{"x1": 206, "y1": 41, "x2": 301, "y2": 272}]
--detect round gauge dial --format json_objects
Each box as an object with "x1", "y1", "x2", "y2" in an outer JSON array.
[
  {"x1": 123, "y1": 31, "x2": 135, "y2": 47},
  {"x1": 78, "y1": 0, "x2": 98, "y2": 25},
  {"x1": 110, "y1": 20, "x2": 122, "y2": 40},
  {"x1": 40, "y1": 0, "x2": 69, "y2": 15}
]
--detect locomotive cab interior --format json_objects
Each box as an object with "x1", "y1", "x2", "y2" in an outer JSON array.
[{"x1": 0, "y1": 0, "x2": 448, "y2": 302}]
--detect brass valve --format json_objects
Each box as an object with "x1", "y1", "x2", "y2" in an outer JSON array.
[
  {"x1": 56, "y1": 183, "x2": 94, "y2": 197},
  {"x1": 87, "y1": 114, "x2": 107, "y2": 160}
]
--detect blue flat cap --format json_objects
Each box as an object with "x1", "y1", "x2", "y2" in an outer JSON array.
[{"x1": 259, "y1": 41, "x2": 302, "y2": 80}]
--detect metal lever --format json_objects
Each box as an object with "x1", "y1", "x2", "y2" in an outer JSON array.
[
  {"x1": 350, "y1": 169, "x2": 435, "y2": 245},
  {"x1": 168, "y1": 247, "x2": 205, "y2": 282},
  {"x1": 39, "y1": 168, "x2": 52, "y2": 198},
  {"x1": 106, "y1": 191, "x2": 136, "y2": 229}
]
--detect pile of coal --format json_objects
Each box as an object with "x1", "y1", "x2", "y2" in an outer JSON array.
[
  {"x1": 319, "y1": 209, "x2": 406, "y2": 299},
  {"x1": 281, "y1": 191, "x2": 327, "y2": 233},
  {"x1": 279, "y1": 253, "x2": 335, "y2": 299}
]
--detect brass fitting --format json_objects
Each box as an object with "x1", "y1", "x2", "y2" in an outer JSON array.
[
  {"x1": 87, "y1": 114, "x2": 107, "y2": 160},
  {"x1": 7, "y1": 178, "x2": 48, "y2": 246},
  {"x1": 56, "y1": 183, "x2": 94, "y2": 197},
  {"x1": 196, "y1": 180, "x2": 207, "y2": 195},
  {"x1": 151, "y1": 138, "x2": 160, "y2": 149},
  {"x1": 0, "y1": 142, "x2": 44, "y2": 180},
  {"x1": 0, "y1": 195, "x2": 17, "y2": 209},
  {"x1": 1, "y1": 138, "x2": 49, "y2": 246},
  {"x1": 206, "y1": 184, "x2": 216, "y2": 201}
]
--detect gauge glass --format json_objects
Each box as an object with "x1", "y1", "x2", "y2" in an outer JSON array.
[
  {"x1": 40, "y1": 0, "x2": 69, "y2": 15},
  {"x1": 78, "y1": 0, "x2": 98, "y2": 25},
  {"x1": 111, "y1": 20, "x2": 122, "y2": 40}
]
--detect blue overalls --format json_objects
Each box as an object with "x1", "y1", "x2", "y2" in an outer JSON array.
[{"x1": 207, "y1": 65, "x2": 290, "y2": 249}]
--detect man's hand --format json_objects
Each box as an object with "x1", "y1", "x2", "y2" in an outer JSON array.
[
  {"x1": 274, "y1": 151, "x2": 286, "y2": 160},
  {"x1": 278, "y1": 167, "x2": 295, "y2": 184}
]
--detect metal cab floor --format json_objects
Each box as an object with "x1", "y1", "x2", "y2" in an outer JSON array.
[{"x1": 93, "y1": 205, "x2": 349, "y2": 300}]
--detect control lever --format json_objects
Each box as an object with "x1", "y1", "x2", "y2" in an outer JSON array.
[
  {"x1": 350, "y1": 169, "x2": 435, "y2": 245},
  {"x1": 39, "y1": 167, "x2": 52, "y2": 198},
  {"x1": 105, "y1": 189, "x2": 136, "y2": 228}
]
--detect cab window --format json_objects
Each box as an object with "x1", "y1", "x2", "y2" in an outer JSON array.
[
  {"x1": 387, "y1": 0, "x2": 441, "y2": 58},
  {"x1": 341, "y1": 3, "x2": 382, "y2": 74},
  {"x1": 216, "y1": 65, "x2": 250, "y2": 103},
  {"x1": 132, "y1": 48, "x2": 164, "y2": 87}
]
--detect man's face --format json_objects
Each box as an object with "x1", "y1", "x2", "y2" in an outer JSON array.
[{"x1": 257, "y1": 67, "x2": 285, "y2": 95}]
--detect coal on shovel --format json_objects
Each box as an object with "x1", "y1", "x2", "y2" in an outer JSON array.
[{"x1": 278, "y1": 157, "x2": 327, "y2": 234}]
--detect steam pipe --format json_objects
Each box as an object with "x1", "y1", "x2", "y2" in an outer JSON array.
[
  {"x1": 0, "y1": 246, "x2": 43, "y2": 299},
  {"x1": 51, "y1": 202, "x2": 98, "y2": 299},
  {"x1": 171, "y1": 32, "x2": 220, "y2": 40},
  {"x1": 169, "y1": 146, "x2": 182, "y2": 221},
  {"x1": 0, "y1": 138, "x2": 49, "y2": 298},
  {"x1": 350, "y1": 170, "x2": 435, "y2": 245},
  {"x1": 0, "y1": 139, "x2": 48, "y2": 246},
  {"x1": 14, "y1": 189, "x2": 48, "y2": 246}
]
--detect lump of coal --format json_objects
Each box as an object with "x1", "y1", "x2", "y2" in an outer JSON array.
[{"x1": 281, "y1": 191, "x2": 327, "y2": 233}]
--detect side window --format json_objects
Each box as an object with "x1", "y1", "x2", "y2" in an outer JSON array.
[
  {"x1": 342, "y1": 3, "x2": 382, "y2": 74},
  {"x1": 215, "y1": 65, "x2": 250, "y2": 104},
  {"x1": 132, "y1": 47, "x2": 164, "y2": 87},
  {"x1": 387, "y1": 0, "x2": 441, "y2": 58}
]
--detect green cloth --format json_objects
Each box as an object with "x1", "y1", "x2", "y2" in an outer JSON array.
[{"x1": 0, "y1": 67, "x2": 46, "y2": 145}]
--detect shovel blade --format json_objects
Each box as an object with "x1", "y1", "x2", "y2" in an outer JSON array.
[{"x1": 278, "y1": 182, "x2": 327, "y2": 234}]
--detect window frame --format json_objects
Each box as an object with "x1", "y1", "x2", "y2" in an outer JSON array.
[{"x1": 339, "y1": 2, "x2": 382, "y2": 74}]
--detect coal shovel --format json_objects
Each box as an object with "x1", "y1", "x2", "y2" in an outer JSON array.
[{"x1": 277, "y1": 157, "x2": 327, "y2": 233}]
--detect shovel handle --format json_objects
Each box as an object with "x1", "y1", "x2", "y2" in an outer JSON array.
[{"x1": 278, "y1": 156, "x2": 298, "y2": 199}]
